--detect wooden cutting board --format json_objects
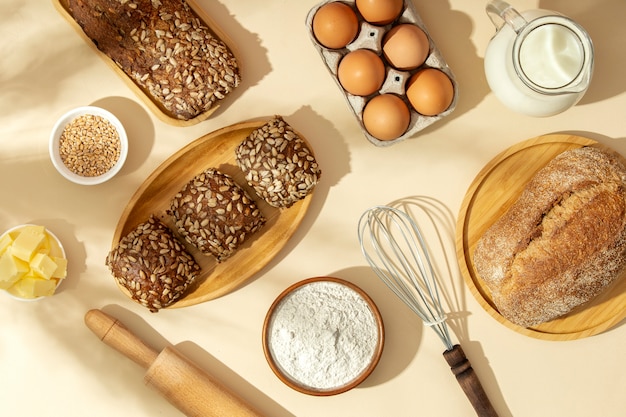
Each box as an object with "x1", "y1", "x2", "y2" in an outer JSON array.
[
  {"x1": 111, "y1": 120, "x2": 314, "y2": 308},
  {"x1": 456, "y1": 134, "x2": 626, "y2": 341}
]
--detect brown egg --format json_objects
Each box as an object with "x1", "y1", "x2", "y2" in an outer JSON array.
[
  {"x1": 313, "y1": 1, "x2": 359, "y2": 49},
  {"x1": 383, "y1": 24, "x2": 430, "y2": 70},
  {"x1": 356, "y1": 0, "x2": 404, "y2": 26},
  {"x1": 312, "y1": 2, "x2": 360, "y2": 49},
  {"x1": 362, "y1": 94, "x2": 411, "y2": 141},
  {"x1": 406, "y1": 69, "x2": 454, "y2": 116},
  {"x1": 338, "y1": 49, "x2": 386, "y2": 96}
]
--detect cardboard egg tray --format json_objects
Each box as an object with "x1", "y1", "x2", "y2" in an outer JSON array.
[{"x1": 306, "y1": 0, "x2": 458, "y2": 147}]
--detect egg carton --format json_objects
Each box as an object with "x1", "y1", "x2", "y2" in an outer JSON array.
[{"x1": 306, "y1": 0, "x2": 458, "y2": 147}]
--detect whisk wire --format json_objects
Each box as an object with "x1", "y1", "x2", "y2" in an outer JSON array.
[
  {"x1": 359, "y1": 205, "x2": 500, "y2": 416},
  {"x1": 358, "y1": 206, "x2": 454, "y2": 350}
]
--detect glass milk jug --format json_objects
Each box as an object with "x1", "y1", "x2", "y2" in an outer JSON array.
[{"x1": 484, "y1": 0, "x2": 594, "y2": 117}]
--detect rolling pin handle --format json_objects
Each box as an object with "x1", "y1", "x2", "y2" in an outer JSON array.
[
  {"x1": 84, "y1": 309, "x2": 265, "y2": 417},
  {"x1": 84, "y1": 309, "x2": 159, "y2": 369},
  {"x1": 443, "y1": 344, "x2": 500, "y2": 417}
]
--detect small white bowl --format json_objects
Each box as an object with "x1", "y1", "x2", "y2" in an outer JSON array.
[
  {"x1": 49, "y1": 106, "x2": 128, "y2": 185},
  {"x1": 1, "y1": 224, "x2": 67, "y2": 301}
]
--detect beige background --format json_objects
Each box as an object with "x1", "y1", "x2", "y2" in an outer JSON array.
[{"x1": 1, "y1": 0, "x2": 625, "y2": 416}]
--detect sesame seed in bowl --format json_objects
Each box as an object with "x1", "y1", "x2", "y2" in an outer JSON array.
[{"x1": 49, "y1": 106, "x2": 128, "y2": 185}]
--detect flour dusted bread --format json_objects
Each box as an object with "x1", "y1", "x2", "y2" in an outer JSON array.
[
  {"x1": 106, "y1": 216, "x2": 200, "y2": 312},
  {"x1": 68, "y1": 0, "x2": 240, "y2": 121},
  {"x1": 473, "y1": 146, "x2": 626, "y2": 327},
  {"x1": 169, "y1": 168, "x2": 266, "y2": 262}
]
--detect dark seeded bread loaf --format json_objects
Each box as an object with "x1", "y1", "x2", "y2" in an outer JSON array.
[
  {"x1": 68, "y1": 0, "x2": 240, "y2": 121},
  {"x1": 473, "y1": 146, "x2": 626, "y2": 327},
  {"x1": 169, "y1": 168, "x2": 266, "y2": 262},
  {"x1": 106, "y1": 215, "x2": 200, "y2": 312},
  {"x1": 235, "y1": 116, "x2": 321, "y2": 208}
]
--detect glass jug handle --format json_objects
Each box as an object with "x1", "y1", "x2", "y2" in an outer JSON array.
[{"x1": 486, "y1": 0, "x2": 527, "y2": 33}]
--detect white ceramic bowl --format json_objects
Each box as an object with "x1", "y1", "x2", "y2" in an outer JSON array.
[
  {"x1": 49, "y1": 106, "x2": 128, "y2": 185},
  {"x1": 0, "y1": 224, "x2": 67, "y2": 301}
]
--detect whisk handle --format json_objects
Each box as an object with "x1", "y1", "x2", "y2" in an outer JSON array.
[{"x1": 443, "y1": 344, "x2": 499, "y2": 417}]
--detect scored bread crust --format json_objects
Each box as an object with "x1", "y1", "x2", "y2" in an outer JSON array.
[{"x1": 473, "y1": 146, "x2": 626, "y2": 327}]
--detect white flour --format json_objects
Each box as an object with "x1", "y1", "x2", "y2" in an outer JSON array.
[{"x1": 267, "y1": 280, "x2": 380, "y2": 390}]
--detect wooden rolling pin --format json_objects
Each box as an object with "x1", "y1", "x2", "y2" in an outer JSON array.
[{"x1": 84, "y1": 309, "x2": 264, "y2": 417}]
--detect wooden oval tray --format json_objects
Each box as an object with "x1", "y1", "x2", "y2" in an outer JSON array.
[
  {"x1": 456, "y1": 134, "x2": 626, "y2": 340},
  {"x1": 111, "y1": 120, "x2": 314, "y2": 308}
]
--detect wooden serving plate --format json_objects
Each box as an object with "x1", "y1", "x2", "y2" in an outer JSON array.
[
  {"x1": 52, "y1": 0, "x2": 239, "y2": 126},
  {"x1": 456, "y1": 134, "x2": 626, "y2": 340},
  {"x1": 111, "y1": 120, "x2": 314, "y2": 308}
]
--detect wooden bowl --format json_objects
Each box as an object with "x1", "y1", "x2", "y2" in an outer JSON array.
[{"x1": 262, "y1": 277, "x2": 384, "y2": 395}]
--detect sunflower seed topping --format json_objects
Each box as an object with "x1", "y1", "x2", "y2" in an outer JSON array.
[
  {"x1": 236, "y1": 116, "x2": 321, "y2": 208},
  {"x1": 105, "y1": 216, "x2": 200, "y2": 312},
  {"x1": 169, "y1": 168, "x2": 266, "y2": 262}
]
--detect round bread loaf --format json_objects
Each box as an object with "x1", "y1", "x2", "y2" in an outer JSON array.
[
  {"x1": 473, "y1": 146, "x2": 626, "y2": 327},
  {"x1": 235, "y1": 116, "x2": 321, "y2": 208},
  {"x1": 106, "y1": 215, "x2": 200, "y2": 312},
  {"x1": 169, "y1": 168, "x2": 266, "y2": 262}
]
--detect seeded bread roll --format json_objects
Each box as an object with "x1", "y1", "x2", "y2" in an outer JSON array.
[
  {"x1": 235, "y1": 116, "x2": 321, "y2": 208},
  {"x1": 106, "y1": 215, "x2": 200, "y2": 312},
  {"x1": 169, "y1": 168, "x2": 266, "y2": 262},
  {"x1": 473, "y1": 147, "x2": 626, "y2": 327},
  {"x1": 68, "y1": 0, "x2": 240, "y2": 121}
]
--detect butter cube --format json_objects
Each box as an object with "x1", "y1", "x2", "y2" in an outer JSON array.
[
  {"x1": 50, "y1": 256, "x2": 67, "y2": 279},
  {"x1": 31, "y1": 253, "x2": 58, "y2": 280},
  {"x1": 46, "y1": 235, "x2": 64, "y2": 258},
  {"x1": 0, "y1": 252, "x2": 29, "y2": 289},
  {"x1": 0, "y1": 234, "x2": 13, "y2": 256},
  {"x1": 11, "y1": 226, "x2": 46, "y2": 261},
  {"x1": 9, "y1": 275, "x2": 56, "y2": 298}
]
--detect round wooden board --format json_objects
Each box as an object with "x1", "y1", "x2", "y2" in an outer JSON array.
[
  {"x1": 111, "y1": 120, "x2": 314, "y2": 308},
  {"x1": 456, "y1": 134, "x2": 626, "y2": 340}
]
